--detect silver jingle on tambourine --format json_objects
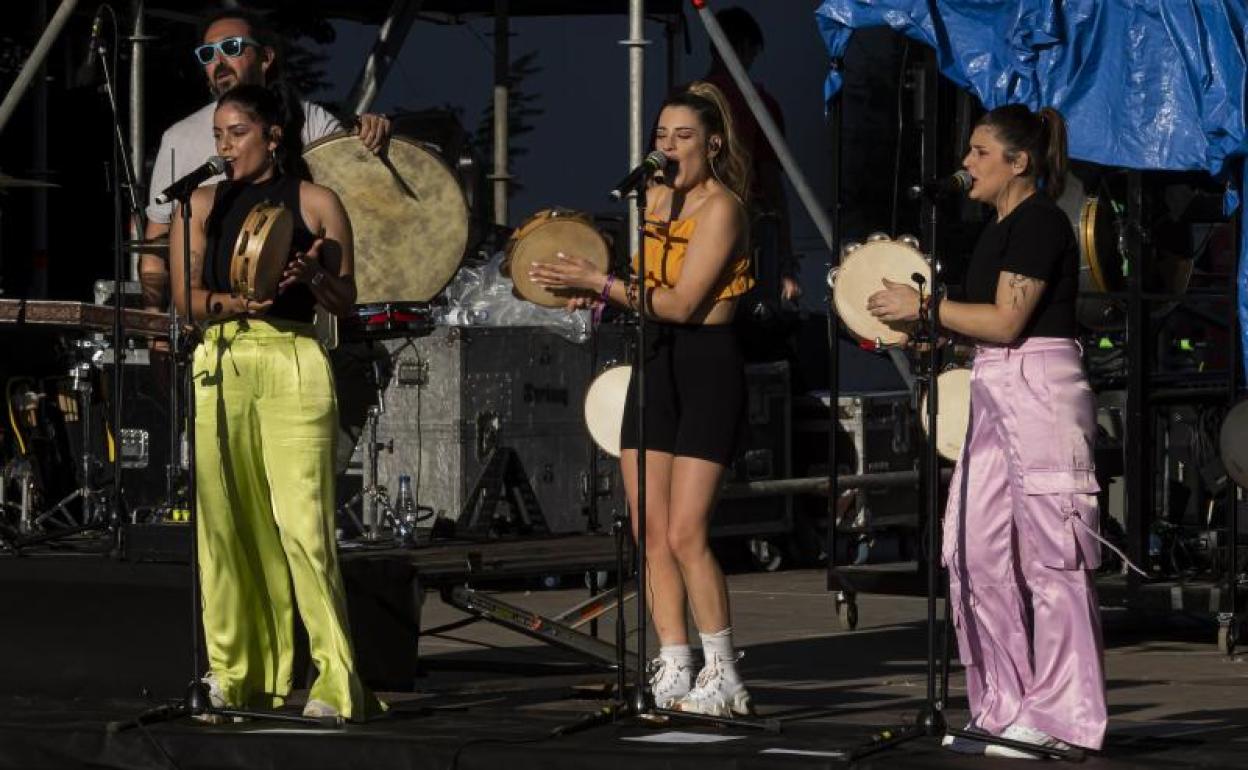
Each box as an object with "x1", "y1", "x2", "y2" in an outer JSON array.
[
  {"x1": 826, "y1": 265, "x2": 840, "y2": 290},
  {"x1": 897, "y1": 234, "x2": 921, "y2": 250},
  {"x1": 866, "y1": 231, "x2": 892, "y2": 242}
]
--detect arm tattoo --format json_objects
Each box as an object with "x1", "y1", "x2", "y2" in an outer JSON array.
[{"x1": 1008, "y1": 273, "x2": 1041, "y2": 310}]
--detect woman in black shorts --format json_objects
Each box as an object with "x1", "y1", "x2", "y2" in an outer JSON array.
[{"x1": 530, "y1": 81, "x2": 754, "y2": 717}]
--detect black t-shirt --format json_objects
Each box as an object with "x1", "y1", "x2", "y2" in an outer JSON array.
[
  {"x1": 960, "y1": 192, "x2": 1078, "y2": 339},
  {"x1": 204, "y1": 173, "x2": 318, "y2": 324}
]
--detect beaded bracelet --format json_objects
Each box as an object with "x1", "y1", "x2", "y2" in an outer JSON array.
[{"x1": 592, "y1": 274, "x2": 615, "y2": 325}]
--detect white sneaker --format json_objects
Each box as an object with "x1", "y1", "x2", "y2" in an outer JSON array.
[
  {"x1": 303, "y1": 699, "x2": 345, "y2": 725},
  {"x1": 942, "y1": 720, "x2": 990, "y2": 754},
  {"x1": 670, "y1": 653, "x2": 752, "y2": 717},
  {"x1": 647, "y1": 656, "x2": 696, "y2": 709},
  {"x1": 985, "y1": 724, "x2": 1072, "y2": 759},
  {"x1": 193, "y1": 672, "x2": 244, "y2": 724}
]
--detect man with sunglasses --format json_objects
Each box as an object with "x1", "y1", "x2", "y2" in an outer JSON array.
[{"x1": 140, "y1": 9, "x2": 390, "y2": 309}]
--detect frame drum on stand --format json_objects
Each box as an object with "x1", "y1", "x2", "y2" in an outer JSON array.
[
  {"x1": 584, "y1": 364, "x2": 632, "y2": 458},
  {"x1": 919, "y1": 366, "x2": 972, "y2": 462},
  {"x1": 1057, "y1": 176, "x2": 1124, "y2": 330}
]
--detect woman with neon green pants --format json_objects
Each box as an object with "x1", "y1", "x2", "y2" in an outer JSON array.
[{"x1": 170, "y1": 84, "x2": 383, "y2": 723}]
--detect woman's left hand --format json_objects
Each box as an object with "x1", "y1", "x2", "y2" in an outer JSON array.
[
  {"x1": 528, "y1": 251, "x2": 603, "y2": 294},
  {"x1": 867, "y1": 278, "x2": 921, "y2": 322},
  {"x1": 280, "y1": 238, "x2": 326, "y2": 291}
]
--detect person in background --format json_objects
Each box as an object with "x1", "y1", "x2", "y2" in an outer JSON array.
[
  {"x1": 703, "y1": 6, "x2": 801, "y2": 312},
  {"x1": 141, "y1": 8, "x2": 389, "y2": 311}
]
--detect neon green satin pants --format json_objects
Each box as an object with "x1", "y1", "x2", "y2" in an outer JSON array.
[{"x1": 192, "y1": 318, "x2": 383, "y2": 720}]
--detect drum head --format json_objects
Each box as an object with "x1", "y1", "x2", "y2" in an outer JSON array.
[
  {"x1": 303, "y1": 133, "x2": 469, "y2": 303},
  {"x1": 832, "y1": 240, "x2": 930, "y2": 346},
  {"x1": 920, "y1": 367, "x2": 972, "y2": 462},
  {"x1": 1058, "y1": 175, "x2": 1126, "y2": 330},
  {"x1": 585, "y1": 365, "x2": 631, "y2": 458},
  {"x1": 508, "y1": 214, "x2": 611, "y2": 308}
]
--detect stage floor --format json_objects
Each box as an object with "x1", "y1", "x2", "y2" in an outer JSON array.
[{"x1": 0, "y1": 565, "x2": 1244, "y2": 769}]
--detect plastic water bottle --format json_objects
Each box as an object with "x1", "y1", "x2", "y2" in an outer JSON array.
[{"x1": 394, "y1": 474, "x2": 419, "y2": 544}]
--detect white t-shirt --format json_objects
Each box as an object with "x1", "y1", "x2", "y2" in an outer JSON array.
[{"x1": 145, "y1": 99, "x2": 341, "y2": 224}]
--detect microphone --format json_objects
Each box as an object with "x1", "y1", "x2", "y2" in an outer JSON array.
[
  {"x1": 154, "y1": 156, "x2": 227, "y2": 205},
  {"x1": 910, "y1": 169, "x2": 973, "y2": 201},
  {"x1": 608, "y1": 150, "x2": 670, "y2": 201},
  {"x1": 74, "y1": 8, "x2": 106, "y2": 86}
]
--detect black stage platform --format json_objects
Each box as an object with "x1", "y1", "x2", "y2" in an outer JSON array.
[
  {"x1": 1, "y1": 544, "x2": 1245, "y2": 769},
  {"x1": 0, "y1": 686, "x2": 1239, "y2": 769}
]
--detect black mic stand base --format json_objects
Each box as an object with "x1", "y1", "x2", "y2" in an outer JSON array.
[
  {"x1": 108, "y1": 679, "x2": 340, "y2": 733},
  {"x1": 851, "y1": 721, "x2": 1085, "y2": 763}
]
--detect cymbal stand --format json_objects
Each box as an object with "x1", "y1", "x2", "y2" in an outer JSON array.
[{"x1": 31, "y1": 356, "x2": 109, "y2": 532}]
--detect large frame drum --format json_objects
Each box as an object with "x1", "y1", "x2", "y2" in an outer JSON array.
[{"x1": 303, "y1": 133, "x2": 470, "y2": 303}]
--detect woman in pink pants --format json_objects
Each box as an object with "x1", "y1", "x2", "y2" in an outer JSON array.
[{"x1": 868, "y1": 103, "x2": 1107, "y2": 758}]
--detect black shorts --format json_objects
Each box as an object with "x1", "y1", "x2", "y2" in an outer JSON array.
[{"x1": 619, "y1": 322, "x2": 745, "y2": 466}]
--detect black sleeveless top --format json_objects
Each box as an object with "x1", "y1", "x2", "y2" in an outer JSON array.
[{"x1": 203, "y1": 173, "x2": 317, "y2": 323}]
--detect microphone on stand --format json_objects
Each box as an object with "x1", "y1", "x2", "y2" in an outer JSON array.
[
  {"x1": 909, "y1": 169, "x2": 973, "y2": 201},
  {"x1": 74, "y1": 7, "x2": 106, "y2": 87},
  {"x1": 608, "y1": 150, "x2": 671, "y2": 201},
  {"x1": 154, "y1": 156, "x2": 227, "y2": 206}
]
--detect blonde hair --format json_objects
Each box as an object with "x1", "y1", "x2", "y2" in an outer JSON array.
[{"x1": 663, "y1": 81, "x2": 752, "y2": 203}]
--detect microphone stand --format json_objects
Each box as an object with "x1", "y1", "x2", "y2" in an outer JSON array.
[
  {"x1": 631, "y1": 177, "x2": 650, "y2": 716},
  {"x1": 38, "y1": 6, "x2": 143, "y2": 544},
  {"x1": 110, "y1": 183, "x2": 331, "y2": 733}
]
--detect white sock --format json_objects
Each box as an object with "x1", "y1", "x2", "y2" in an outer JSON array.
[
  {"x1": 659, "y1": 643, "x2": 695, "y2": 666},
  {"x1": 699, "y1": 627, "x2": 742, "y2": 687}
]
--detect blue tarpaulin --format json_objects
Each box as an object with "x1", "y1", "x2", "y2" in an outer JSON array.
[{"x1": 814, "y1": 0, "x2": 1248, "y2": 378}]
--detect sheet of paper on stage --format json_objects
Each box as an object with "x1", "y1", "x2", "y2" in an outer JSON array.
[
  {"x1": 620, "y1": 731, "x2": 747, "y2": 744},
  {"x1": 761, "y1": 747, "x2": 849, "y2": 758}
]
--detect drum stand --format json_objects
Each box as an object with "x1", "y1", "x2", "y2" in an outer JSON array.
[
  {"x1": 15, "y1": 355, "x2": 117, "y2": 552},
  {"x1": 335, "y1": 394, "x2": 397, "y2": 541}
]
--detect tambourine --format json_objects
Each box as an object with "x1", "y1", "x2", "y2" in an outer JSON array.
[
  {"x1": 503, "y1": 208, "x2": 611, "y2": 308},
  {"x1": 229, "y1": 200, "x2": 293, "y2": 303},
  {"x1": 828, "y1": 233, "x2": 930, "y2": 347}
]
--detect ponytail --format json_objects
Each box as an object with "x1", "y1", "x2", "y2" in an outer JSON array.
[{"x1": 1037, "y1": 106, "x2": 1068, "y2": 199}]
